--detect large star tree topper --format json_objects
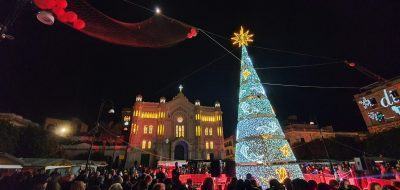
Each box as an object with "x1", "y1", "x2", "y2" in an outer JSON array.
[{"x1": 231, "y1": 26, "x2": 254, "y2": 47}]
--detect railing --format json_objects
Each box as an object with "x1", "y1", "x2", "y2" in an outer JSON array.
[
  {"x1": 179, "y1": 173, "x2": 397, "y2": 190},
  {"x1": 179, "y1": 174, "x2": 228, "y2": 190},
  {"x1": 304, "y1": 173, "x2": 397, "y2": 189}
]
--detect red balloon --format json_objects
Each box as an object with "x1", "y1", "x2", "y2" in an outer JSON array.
[
  {"x1": 55, "y1": 0, "x2": 68, "y2": 9},
  {"x1": 73, "y1": 19, "x2": 86, "y2": 30},
  {"x1": 64, "y1": 11, "x2": 78, "y2": 23},
  {"x1": 52, "y1": 7, "x2": 65, "y2": 17},
  {"x1": 33, "y1": 0, "x2": 56, "y2": 9},
  {"x1": 57, "y1": 13, "x2": 69, "y2": 23},
  {"x1": 187, "y1": 27, "x2": 197, "y2": 38}
]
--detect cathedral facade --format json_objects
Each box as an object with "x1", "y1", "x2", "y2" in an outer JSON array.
[{"x1": 125, "y1": 87, "x2": 225, "y2": 167}]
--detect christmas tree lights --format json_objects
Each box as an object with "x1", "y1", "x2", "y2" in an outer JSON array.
[{"x1": 233, "y1": 27, "x2": 303, "y2": 186}]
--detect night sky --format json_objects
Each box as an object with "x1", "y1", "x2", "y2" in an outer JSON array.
[{"x1": 1, "y1": 0, "x2": 400, "y2": 136}]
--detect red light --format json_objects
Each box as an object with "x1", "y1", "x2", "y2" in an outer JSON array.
[{"x1": 348, "y1": 62, "x2": 356, "y2": 67}]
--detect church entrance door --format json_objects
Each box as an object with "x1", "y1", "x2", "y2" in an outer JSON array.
[{"x1": 174, "y1": 141, "x2": 188, "y2": 160}]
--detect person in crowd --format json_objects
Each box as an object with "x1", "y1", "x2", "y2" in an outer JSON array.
[
  {"x1": 267, "y1": 179, "x2": 284, "y2": 190},
  {"x1": 60, "y1": 173, "x2": 75, "y2": 190},
  {"x1": 164, "y1": 178, "x2": 173, "y2": 190},
  {"x1": 70, "y1": 181, "x2": 86, "y2": 190},
  {"x1": 227, "y1": 177, "x2": 238, "y2": 190},
  {"x1": 201, "y1": 177, "x2": 214, "y2": 190},
  {"x1": 171, "y1": 167, "x2": 185, "y2": 190},
  {"x1": 156, "y1": 168, "x2": 166, "y2": 183},
  {"x1": 108, "y1": 183, "x2": 123, "y2": 190},
  {"x1": 133, "y1": 174, "x2": 153, "y2": 190},
  {"x1": 369, "y1": 182, "x2": 382, "y2": 190},
  {"x1": 47, "y1": 172, "x2": 62, "y2": 190},
  {"x1": 249, "y1": 178, "x2": 262, "y2": 190},
  {"x1": 308, "y1": 180, "x2": 318, "y2": 190},
  {"x1": 317, "y1": 183, "x2": 332, "y2": 190},
  {"x1": 114, "y1": 176, "x2": 123, "y2": 185},
  {"x1": 328, "y1": 180, "x2": 339, "y2": 190},
  {"x1": 391, "y1": 181, "x2": 400, "y2": 190},
  {"x1": 244, "y1": 173, "x2": 253, "y2": 190},
  {"x1": 283, "y1": 178, "x2": 293, "y2": 190},
  {"x1": 291, "y1": 178, "x2": 308, "y2": 190},
  {"x1": 186, "y1": 178, "x2": 196, "y2": 190},
  {"x1": 32, "y1": 174, "x2": 49, "y2": 190},
  {"x1": 339, "y1": 179, "x2": 351, "y2": 190},
  {"x1": 149, "y1": 178, "x2": 158, "y2": 190},
  {"x1": 237, "y1": 179, "x2": 245, "y2": 190},
  {"x1": 382, "y1": 185, "x2": 397, "y2": 190},
  {"x1": 172, "y1": 162, "x2": 180, "y2": 180},
  {"x1": 153, "y1": 183, "x2": 166, "y2": 190},
  {"x1": 122, "y1": 174, "x2": 133, "y2": 190}
]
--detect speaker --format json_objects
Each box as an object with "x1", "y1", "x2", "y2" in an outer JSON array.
[
  {"x1": 210, "y1": 160, "x2": 222, "y2": 177},
  {"x1": 354, "y1": 157, "x2": 367, "y2": 171}
]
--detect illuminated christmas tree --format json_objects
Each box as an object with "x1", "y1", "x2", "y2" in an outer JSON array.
[{"x1": 232, "y1": 27, "x2": 303, "y2": 186}]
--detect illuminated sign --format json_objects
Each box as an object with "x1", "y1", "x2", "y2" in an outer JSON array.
[
  {"x1": 359, "y1": 89, "x2": 400, "y2": 123},
  {"x1": 380, "y1": 89, "x2": 399, "y2": 107},
  {"x1": 358, "y1": 97, "x2": 374, "y2": 109},
  {"x1": 368, "y1": 112, "x2": 384, "y2": 122}
]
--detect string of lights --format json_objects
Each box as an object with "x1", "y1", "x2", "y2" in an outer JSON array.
[
  {"x1": 156, "y1": 53, "x2": 228, "y2": 94},
  {"x1": 119, "y1": 0, "x2": 375, "y2": 94},
  {"x1": 200, "y1": 30, "x2": 341, "y2": 61},
  {"x1": 262, "y1": 82, "x2": 360, "y2": 90},
  {"x1": 235, "y1": 46, "x2": 304, "y2": 184},
  {"x1": 121, "y1": 0, "x2": 340, "y2": 63},
  {"x1": 248, "y1": 44, "x2": 340, "y2": 61},
  {"x1": 255, "y1": 61, "x2": 343, "y2": 70},
  {"x1": 98, "y1": 125, "x2": 172, "y2": 160},
  {"x1": 325, "y1": 138, "x2": 372, "y2": 156},
  {"x1": 121, "y1": 0, "x2": 373, "y2": 93},
  {"x1": 199, "y1": 29, "x2": 241, "y2": 62}
]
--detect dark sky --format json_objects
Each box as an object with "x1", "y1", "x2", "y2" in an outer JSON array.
[{"x1": 1, "y1": 0, "x2": 400, "y2": 136}]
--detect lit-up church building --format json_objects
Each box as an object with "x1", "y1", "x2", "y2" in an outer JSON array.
[{"x1": 124, "y1": 85, "x2": 225, "y2": 167}]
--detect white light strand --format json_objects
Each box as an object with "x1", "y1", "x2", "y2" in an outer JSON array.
[{"x1": 262, "y1": 82, "x2": 360, "y2": 89}]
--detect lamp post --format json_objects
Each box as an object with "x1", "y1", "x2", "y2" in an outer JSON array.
[
  {"x1": 313, "y1": 121, "x2": 338, "y2": 179},
  {"x1": 86, "y1": 100, "x2": 115, "y2": 171}
]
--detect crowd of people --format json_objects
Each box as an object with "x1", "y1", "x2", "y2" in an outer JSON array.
[
  {"x1": 1, "y1": 162, "x2": 400, "y2": 190},
  {"x1": 301, "y1": 161, "x2": 400, "y2": 180}
]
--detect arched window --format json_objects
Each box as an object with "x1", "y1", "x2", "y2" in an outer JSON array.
[
  {"x1": 205, "y1": 127, "x2": 209, "y2": 136},
  {"x1": 132, "y1": 124, "x2": 138, "y2": 135},
  {"x1": 217, "y1": 127, "x2": 222, "y2": 136},
  {"x1": 206, "y1": 141, "x2": 209, "y2": 149},
  {"x1": 175, "y1": 125, "x2": 184, "y2": 137},
  {"x1": 157, "y1": 125, "x2": 164, "y2": 135},
  {"x1": 141, "y1": 140, "x2": 146, "y2": 149},
  {"x1": 209, "y1": 127, "x2": 213, "y2": 136},
  {"x1": 210, "y1": 141, "x2": 214, "y2": 149},
  {"x1": 148, "y1": 141, "x2": 152, "y2": 149},
  {"x1": 144, "y1": 125, "x2": 148, "y2": 134},
  {"x1": 195, "y1": 126, "x2": 201, "y2": 136},
  {"x1": 149, "y1": 125, "x2": 153, "y2": 134}
]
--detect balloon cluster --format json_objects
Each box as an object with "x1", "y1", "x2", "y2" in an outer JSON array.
[
  {"x1": 187, "y1": 28, "x2": 198, "y2": 39},
  {"x1": 33, "y1": 0, "x2": 86, "y2": 30}
]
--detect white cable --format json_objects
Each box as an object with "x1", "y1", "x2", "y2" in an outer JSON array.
[{"x1": 262, "y1": 82, "x2": 360, "y2": 89}]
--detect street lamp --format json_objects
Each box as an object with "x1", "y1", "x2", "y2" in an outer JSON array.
[
  {"x1": 313, "y1": 120, "x2": 338, "y2": 179},
  {"x1": 161, "y1": 138, "x2": 169, "y2": 162},
  {"x1": 86, "y1": 100, "x2": 115, "y2": 171},
  {"x1": 55, "y1": 124, "x2": 71, "y2": 137}
]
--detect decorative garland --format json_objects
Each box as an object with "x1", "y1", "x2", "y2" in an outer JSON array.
[{"x1": 33, "y1": 0, "x2": 86, "y2": 29}]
